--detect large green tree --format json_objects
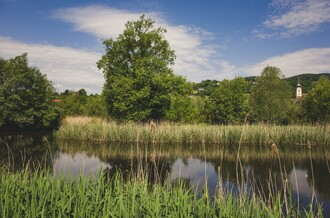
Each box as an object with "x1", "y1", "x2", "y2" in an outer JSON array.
[
  {"x1": 249, "y1": 66, "x2": 291, "y2": 124},
  {"x1": 0, "y1": 54, "x2": 61, "y2": 131},
  {"x1": 302, "y1": 76, "x2": 330, "y2": 123},
  {"x1": 97, "y1": 15, "x2": 191, "y2": 122},
  {"x1": 207, "y1": 78, "x2": 249, "y2": 124}
]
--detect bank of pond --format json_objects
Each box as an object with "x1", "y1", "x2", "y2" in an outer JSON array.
[
  {"x1": 1, "y1": 129, "x2": 330, "y2": 217},
  {"x1": 55, "y1": 117, "x2": 330, "y2": 146}
]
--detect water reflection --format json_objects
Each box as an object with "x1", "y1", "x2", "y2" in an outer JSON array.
[
  {"x1": 289, "y1": 169, "x2": 315, "y2": 198},
  {"x1": 53, "y1": 152, "x2": 111, "y2": 178},
  {"x1": 287, "y1": 168, "x2": 330, "y2": 215},
  {"x1": 0, "y1": 133, "x2": 56, "y2": 170},
  {"x1": 170, "y1": 158, "x2": 218, "y2": 196},
  {"x1": 1, "y1": 135, "x2": 330, "y2": 214}
]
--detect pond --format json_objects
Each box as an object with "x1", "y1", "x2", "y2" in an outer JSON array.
[{"x1": 1, "y1": 133, "x2": 330, "y2": 214}]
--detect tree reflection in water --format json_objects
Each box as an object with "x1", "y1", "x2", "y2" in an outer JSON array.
[{"x1": 1, "y1": 136, "x2": 329, "y2": 214}]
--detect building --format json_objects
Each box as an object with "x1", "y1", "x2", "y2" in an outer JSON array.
[
  {"x1": 293, "y1": 77, "x2": 307, "y2": 103},
  {"x1": 296, "y1": 77, "x2": 302, "y2": 99}
]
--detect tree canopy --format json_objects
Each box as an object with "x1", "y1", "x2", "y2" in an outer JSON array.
[
  {"x1": 249, "y1": 66, "x2": 291, "y2": 124},
  {"x1": 97, "y1": 15, "x2": 191, "y2": 122},
  {"x1": 206, "y1": 78, "x2": 249, "y2": 124},
  {"x1": 57, "y1": 89, "x2": 107, "y2": 117},
  {"x1": 302, "y1": 76, "x2": 330, "y2": 123},
  {"x1": 0, "y1": 54, "x2": 61, "y2": 131}
]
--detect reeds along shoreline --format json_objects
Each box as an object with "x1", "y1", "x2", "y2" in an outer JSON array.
[
  {"x1": 0, "y1": 165, "x2": 323, "y2": 217},
  {"x1": 55, "y1": 117, "x2": 330, "y2": 146}
]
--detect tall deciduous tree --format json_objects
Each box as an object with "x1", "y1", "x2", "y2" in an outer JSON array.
[
  {"x1": 0, "y1": 54, "x2": 61, "y2": 131},
  {"x1": 207, "y1": 78, "x2": 249, "y2": 124},
  {"x1": 249, "y1": 66, "x2": 291, "y2": 124},
  {"x1": 97, "y1": 15, "x2": 190, "y2": 122},
  {"x1": 302, "y1": 76, "x2": 330, "y2": 123}
]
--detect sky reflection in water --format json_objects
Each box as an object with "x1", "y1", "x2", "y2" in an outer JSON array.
[
  {"x1": 50, "y1": 150, "x2": 329, "y2": 214},
  {"x1": 1, "y1": 135, "x2": 329, "y2": 214},
  {"x1": 53, "y1": 152, "x2": 111, "y2": 178}
]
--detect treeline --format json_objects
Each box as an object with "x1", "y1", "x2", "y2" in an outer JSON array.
[
  {"x1": 57, "y1": 66, "x2": 330, "y2": 125},
  {"x1": 1, "y1": 16, "x2": 330, "y2": 132},
  {"x1": 55, "y1": 89, "x2": 107, "y2": 117},
  {"x1": 193, "y1": 73, "x2": 330, "y2": 97}
]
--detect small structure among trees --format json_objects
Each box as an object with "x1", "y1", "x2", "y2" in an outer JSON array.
[{"x1": 296, "y1": 78, "x2": 302, "y2": 100}]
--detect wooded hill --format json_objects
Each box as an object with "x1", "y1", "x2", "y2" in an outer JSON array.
[
  {"x1": 285, "y1": 73, "x2": 330, "y2": 95},
  {"x1": 194, "y1": 73, "x2": 330, "y2": 96}
]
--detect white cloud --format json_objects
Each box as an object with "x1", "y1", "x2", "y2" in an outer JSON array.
[
  {"x1": 52, "y1": 5, "x2": 235, "y2": 82},
  {"x1": 241, "y1": 48, "x2": 330, "y2": 77},
  {"x1": 0, "y1": 37, "x2": 103, "y2": 93},
  {"x1": 257, "y1": 0, "x2": 330, "y2": 38},
  {"x1": 53, "y1": 6, "x2": 142, "y2": 39}
]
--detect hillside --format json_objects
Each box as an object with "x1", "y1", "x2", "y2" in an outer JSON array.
[
  {"x1": 193, "y1": 73, "x2": 330, "y2": 96},
  {"x1": 243, "y1": 73, "x2": 330, "y2": 96},
  {"x1": 285, "y1": 73, "x2": 330, "y2": 95}
]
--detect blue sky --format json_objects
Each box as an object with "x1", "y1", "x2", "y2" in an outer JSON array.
[{"x1": 1, "y1": 0, "x2": 330, "y2": 93}]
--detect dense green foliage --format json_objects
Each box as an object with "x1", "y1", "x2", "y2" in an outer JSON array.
[
  {"x1": 56, "y1": 89, "x2": 107, "y2": 117},
  {"x1": 52, "y1": 69, "x2": 330, "y2": 125},
  {"x1": 0, "y1": 165, "x2": 323, "y2": 217},
  {"x1": 302, "y1": 76, "x2": 330, "y2": 123},
  {"x1": 98, "y1": 15, "x2": 192, "y2": 122},
  {"x1": 0, "y1": 54, "x2": 61, "y2": 131},
  {"x1": 207, "y1": 78, "x2": 249, "y2": 124},
  {"x1": 193, "y1": 79, "x2": 218, "y2": 96},
  {"x1": 164, "y1": 95, "x2": 200, "y2": 123},
  {"x1": 249, "y1": 66, "x2": 291, "y2": 124}
]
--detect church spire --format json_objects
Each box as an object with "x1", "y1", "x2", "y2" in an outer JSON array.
[{"x1": 296, "y1": 76, "x2": 302, "y2": 99}]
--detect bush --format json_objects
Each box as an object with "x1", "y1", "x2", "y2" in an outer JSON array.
[{"x1": 0, "y1": 53, "x2": 61, "y2": 131}]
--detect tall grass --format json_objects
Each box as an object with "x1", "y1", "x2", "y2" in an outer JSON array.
[
  {"x1": 55, "y1": 116, "x2": 330, "y2": 146},
  {"x1": 0, "y1": 164, "x2": 323, "y2": 217}
]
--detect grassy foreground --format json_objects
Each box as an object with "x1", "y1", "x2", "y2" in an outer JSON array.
[
  {"x1": 55, "y1": 117, "x2": 330, "y2": 146},
  {"x1": 0, "y1": 165, "x2": 323, "y2": 218}
]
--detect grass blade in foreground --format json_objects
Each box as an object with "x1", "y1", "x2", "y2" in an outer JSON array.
[{"x1": 0, "y1": 165, "x2": 323, "y2": 217}]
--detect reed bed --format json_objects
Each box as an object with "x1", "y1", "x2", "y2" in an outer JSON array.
[
  {"x1": 55, "y1": 116, "x2": 330, "y2": 146},
  {"x1": 0, "y1": 165, "x2": 323, "y2": 217}
]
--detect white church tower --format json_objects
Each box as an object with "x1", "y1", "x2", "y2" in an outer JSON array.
[{"x1": 296, "y1": 77, "x2": 302, "y2": 99}]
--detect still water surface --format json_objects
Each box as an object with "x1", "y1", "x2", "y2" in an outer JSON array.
[{"x1": 1, "y1": 134, "x2": 330, "y2": 214}]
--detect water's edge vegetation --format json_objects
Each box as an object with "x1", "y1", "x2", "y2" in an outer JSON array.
[
  {"x1": 2, "y1": 116, "x2": 328, "y2": 217},
  {"x1": 56, "y1": 117, "x2": 330, "y2": 146},
  {"x1": 0, "y1": 164, "x2": 323, "y2": 217}
]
